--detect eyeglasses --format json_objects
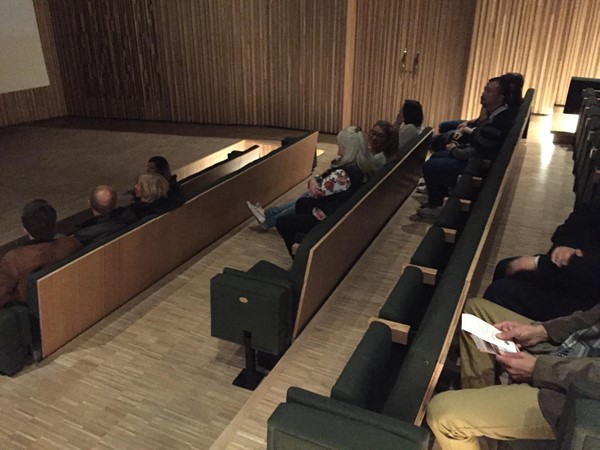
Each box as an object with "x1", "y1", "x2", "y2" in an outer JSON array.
[{"x1": 368, "y1": 129, "x2": 386, "y2": 138}]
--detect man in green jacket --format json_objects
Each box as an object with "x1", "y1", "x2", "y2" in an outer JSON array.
[{"x1": 426, "y1": 297, "x2": 600, "y2": 450}]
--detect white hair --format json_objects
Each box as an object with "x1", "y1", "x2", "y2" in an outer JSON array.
[{"x1": 336, "y1": 126, "x2": 375, "y2": 181}]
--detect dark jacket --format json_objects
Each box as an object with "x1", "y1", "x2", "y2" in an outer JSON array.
[
  {"x1": 452, "y1": 106, "x2": 516, "y2": 161},
  {"x1": 535, "y1": 204, "x2": 600, "y2": 301},
  {"x1": 127, "y1": 197, "x2": 172, "y2": 220},
  {"x1": 74, "y1": 207, "x2": 137, "y2": 246},
  {"x1": 533, "y1": 303, "x2": 600, "y2": 429},
  {"x1": 167, "y1": 175, "x2": 186, "y2": 207}
]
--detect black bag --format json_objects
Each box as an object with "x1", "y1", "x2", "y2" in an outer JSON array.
[{"x1": 0, "y1": 304, "x2": 32, "y2": 376}]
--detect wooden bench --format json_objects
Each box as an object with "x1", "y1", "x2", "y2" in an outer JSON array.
[{"x1": 26, "y1": 133, "x2": 318, "y2": 358}]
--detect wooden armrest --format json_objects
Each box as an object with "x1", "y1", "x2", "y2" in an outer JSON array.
[
  {"x1": 459, "y1": 199, "x2": 471, "y2": 212},
  {"x1": 441, "y1": 227, "x2": 457, "y2": 243},
  {"x1": 368, "y1": 317, "x2": 411, "y2": 345},
  {"x1": 402, "y1": 263, "x2": 437, "y2": 285}
]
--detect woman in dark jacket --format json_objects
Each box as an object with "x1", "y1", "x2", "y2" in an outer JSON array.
[{"x1": 275, "y1": 126, "x2": 375, "y2": 257}]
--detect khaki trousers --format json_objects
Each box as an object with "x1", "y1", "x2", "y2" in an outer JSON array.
[{"x1": 426, "y1": 298, "x2": 555, "y2": 450}]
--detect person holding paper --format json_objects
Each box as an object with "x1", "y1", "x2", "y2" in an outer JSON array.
[{"x1": 426, "y1": 296, "x2": 600, "y2": 450}]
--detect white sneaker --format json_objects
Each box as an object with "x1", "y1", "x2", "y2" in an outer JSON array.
[
  {"x1": 417, "y1": 205, "x2": 442, "y2": 219},
  {"x1": 246, "y1": 201, "x2": 265, "y2": 224},
  {"x1": 416, "y1": 185, "x2": 428, "y2": 194}
]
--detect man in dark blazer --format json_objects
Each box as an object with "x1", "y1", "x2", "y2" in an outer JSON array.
[{"x1": 418, "y1": 75, "x2": 516, "y2": 219}]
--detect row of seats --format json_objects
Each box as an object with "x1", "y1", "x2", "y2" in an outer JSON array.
[
  {"x1": 266, "y1": 89, "x2": 535, "y2": 449},
  {"x1": 210, "y1": 129, "x2": 433, "y2": 388},
  {"x1": 4, "y1": 133, "x2": 317, "y2": 367},
  {"x1": 573, "y1": 87, "x2": 600, "y2": 207}
]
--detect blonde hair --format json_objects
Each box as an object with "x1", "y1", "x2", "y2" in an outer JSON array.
[
  {"x1": 336, "y1": 126, "x2": 375, "y2": 180},
  {"x1": 137, "y1": 173, "x2": 169, "y2": 202}
]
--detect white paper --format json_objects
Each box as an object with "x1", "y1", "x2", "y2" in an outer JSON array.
[{"x1": 461, "y1": 313, "x2": 518, "y2": 354}]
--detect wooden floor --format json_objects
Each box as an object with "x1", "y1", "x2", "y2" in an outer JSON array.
[{"x1": 0, "y1": 115, "x2": 575, "y2": 449}]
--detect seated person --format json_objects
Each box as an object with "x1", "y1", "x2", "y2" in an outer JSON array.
[
  {"x1": 74, "y1": 185, "x2": 136, "y2": 246},
  {"x1": 147, "y1": 156, "x2": 185, "y2": 207},
  {"x1": 127, "y1": 173, "x2": 172, "y2": 219},
  {"x1": 431, "y1": 72, "x2": 523, "y2": 153},
  {"x1": 275, "y1": 126, "x2": 375, "y2": 256},
  {"x1": 368, "y1": 120, "x2": 399, "y2": 171},
  {"x1": 485, "y1": 202, "x2": 600, "y2": 321},
  {"x1": 418, "y1": 76, "x2": 515, "y2": 220},
  {"x1": 0, "y1": 200, "x2": 82, "y2": 307},
  {"x1": 427, "y1": 296, "x2": 600, "y2": 449},
  {"x1": 395, "y1": 99, "x2": 424, "y2": 158},
  {"x1": 247, "y1": 125, "x2": 381, "y2": 231}
]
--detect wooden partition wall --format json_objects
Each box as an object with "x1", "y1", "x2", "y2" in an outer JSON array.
[
  {"x1": 292, "y1": 131, "x2": 431, "y2": 337},
  {"x1": 46, "y1": 0, "x2": 348, "y2": 133},
  {"x1": 35, "y1": 133, "x2": 317, "y2": 357}
]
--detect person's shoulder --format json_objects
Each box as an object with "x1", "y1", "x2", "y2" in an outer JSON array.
[{"x1": 53, "y1": 235, "x2": 82, "y2": 250}]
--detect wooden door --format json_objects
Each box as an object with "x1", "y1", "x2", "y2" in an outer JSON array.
[{"x1": 351, "y1": 0, "x2": 477, "y2": 130}]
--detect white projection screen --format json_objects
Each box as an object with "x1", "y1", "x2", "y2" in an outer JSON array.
[{"x1": 0, "y1": 0, "x2": 50, "y2": 94}]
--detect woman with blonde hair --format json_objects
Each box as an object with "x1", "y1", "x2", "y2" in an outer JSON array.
[
  {"x1": 275, "y1": 126, "x2": 374, "y2": 256},
  {"x1": 129, "y1": 173, "x2": 171, "y2": 218}
]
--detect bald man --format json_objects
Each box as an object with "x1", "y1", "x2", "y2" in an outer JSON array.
[{"x1": 74, "y1": 185, "x2": 136, "y2": 246}]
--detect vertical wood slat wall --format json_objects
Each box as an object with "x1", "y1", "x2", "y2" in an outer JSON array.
[
  {"x1": 461, "y1": 0, "x2": 600, "y2": 119},
  {"x1": 0, "y1": 0, "x2": 66, "y2": 127},
  {"x1": 351, "y1": 0, "x2": 477, "y2": 130},
  {"x1": 3, "y1": 0, "x2": 600, "y2": 130},
  {"x1": 46, "y1": 0, "x2": 347, "y2": 133}
]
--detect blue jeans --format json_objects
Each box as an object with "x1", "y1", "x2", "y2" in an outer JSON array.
[
  {"x1": 422, "y1": 151, "x2": 467, "y2": 206},
  {"x1": 264, "y1": 192, "x2": 309, "y2": 229}
]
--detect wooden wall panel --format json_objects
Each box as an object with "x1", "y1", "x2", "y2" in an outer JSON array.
[
  {"x1": 351, "y1": 0, "x2": 477, "y2": 131},
  {"x1": 48, "y1": 0, "x2": 348, "y2": 133},
  {"x1": 0, "y1": 0, "x2": 67, "y2": 127},
  {"x1": 462, "y1": 0, "x2": 600, "y2": 119}
]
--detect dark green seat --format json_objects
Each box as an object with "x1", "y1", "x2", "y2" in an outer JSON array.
[
  {"x1": 210, "y1": 264, "x2": 294, "y2": 355},
  {"x1": 378, "y1": 266, "x2": 434, "y2": 328},
  {"x1": 0, "y1": 303, "x2": 32, "y2": 375},
  {"x1": 435, "y1": 197, "x2": 468, "y2": 231},
  {"x1": 410, "y1": 226, "x2": 453, "y2": 273},
  {"x1": 267, "y1": 387, "x2": 430, "y2": 450},
  {"x1": 331, "y1": 322, "x2": 407, "y2": 412},
  {"x1": 449, "y1": 173, "x2": 479, "y2": 201}
]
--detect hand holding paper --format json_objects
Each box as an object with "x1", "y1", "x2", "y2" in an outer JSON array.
[{"x1": 462, "y1": 313, "x2": 518, "y2": 354}]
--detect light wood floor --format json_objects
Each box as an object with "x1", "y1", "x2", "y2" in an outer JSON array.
[{"x1": 0, "y1": 115, "x2": 574, "y2": 449}]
